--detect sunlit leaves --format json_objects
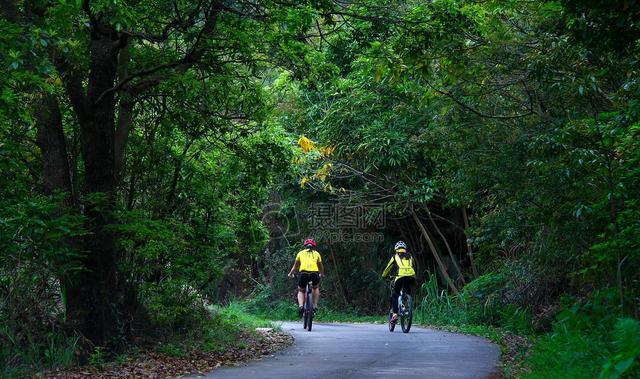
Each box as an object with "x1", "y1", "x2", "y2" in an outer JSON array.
[{"x1": 297, "y1": 135, "x2": 316, "y2": 153}]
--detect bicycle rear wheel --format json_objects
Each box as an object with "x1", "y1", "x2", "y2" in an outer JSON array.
[
  {"x1": 305, "y1": 287, "x2": 313, "y2": 331},
  {"x1": 388, "y1": 308, "x2": 396, "y2": 332},
  {"x1": 400, "y1": 294, "x2": 413, "y2": 333}
]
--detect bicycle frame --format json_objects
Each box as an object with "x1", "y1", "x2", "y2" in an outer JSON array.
[
  {"x1": 397, "y1": 288, "x2": 408, "y2": 316},
  {"x1": 304, "y1": 282, "x2": 314, "y2": 312},
  {"x1": 294, "y1": 273, "x2": 315, "y2": 331},
  {"x1": 388, "y1": 277, "x2": 413, "y2": 333}
]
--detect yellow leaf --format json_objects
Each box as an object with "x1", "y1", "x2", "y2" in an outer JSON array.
[
  {"x1": 297, "y1": 135, "x2": 316, "y2": 153},
  {"x1": 319, "y1": 145, "x2": 336, "y2": 157},
  {"x1": 375, "y1": 65, "x2": 382, "y2": 82},
  {"x1": 300, "y1": 176, "x2": 310, "y2": 188},
  {"x1": 314, "y1": 163, "x2": 332, "y2": 181},
  {"x1": 54, "y1": 77, "x2": 62, "y2": 86}
]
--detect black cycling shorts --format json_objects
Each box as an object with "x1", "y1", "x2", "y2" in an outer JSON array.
[
  {"x1": 298, "y1": 271, "x2": 320, "y2": 289},
  {"x1": 393, "y1": 276, "x2": 416, "y2": 295}
]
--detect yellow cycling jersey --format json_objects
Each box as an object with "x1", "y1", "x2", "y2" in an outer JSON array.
[
  {"x1": 382, "y1": 253, "x2": 416, "y2": 278},
  {"x1": 296, "y1": 249, "x2": 322, "y2": 272}
]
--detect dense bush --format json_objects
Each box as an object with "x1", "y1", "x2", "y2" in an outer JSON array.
[
  {"x1": 142, "y1": 281, "x2": 211, "y2": 336},
  {"x1": 415, "y1": 273, "x2": 532, "y2": 334},
  {"x1": 526, "y1": 290, "x2": 640, "y2": 379}
]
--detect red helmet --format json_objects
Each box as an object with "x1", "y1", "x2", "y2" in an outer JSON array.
[{"x1": 303, "y1": 238, "x2": 317, "y2": 248}]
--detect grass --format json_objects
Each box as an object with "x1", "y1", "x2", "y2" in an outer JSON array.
[
  {"x1": 315, "y1": 309, "x2": 383, "y2": 323},
  {"x1": 245, "y1": 297, "x2": 384, "y2": 324},
  {"x1": 522, "y1": 315, "x2": 640, "y2": 379},
  {"x1": 1, "y1": 302, "x2": 280, "y2": 379},
  {"x1": 0, "y1": 325, "x2": 82, "y2": 379},
  {"x1": 179, "y1": 301, "x2": 279, "y2": 354},
  {"x1": 214, "y1": 301, "x2": 279, "y2": 329}
]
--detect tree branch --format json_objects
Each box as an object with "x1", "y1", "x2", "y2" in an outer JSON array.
[{"x1": 426, "y1": 81, "x2": 534, "y2": 119}]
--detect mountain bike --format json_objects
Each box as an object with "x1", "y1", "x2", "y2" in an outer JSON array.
[
  {"x1": 292, "y1": 273, "x2": 315, "y2": 331},
  {"x1": 388, "y1": 277, "x2": 413, "y2": 333},
  {"x1": 302, "y1": 279, "x2": 314, "y2": 331}
]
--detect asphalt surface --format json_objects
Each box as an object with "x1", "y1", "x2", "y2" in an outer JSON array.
[{"x1": 191, "y1": 321, "x2": 501, "y2": 379}]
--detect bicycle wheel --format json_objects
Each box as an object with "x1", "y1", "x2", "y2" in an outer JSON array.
[
  {"x1": 388, "y1": 308, "x2": 396, "y2": 332},
  {"x1": 305, "y1": 287, "x2": 313, "y2": 331},
  {"x1": 400, "y1": 294, "x2": 413, "y2": 333}
]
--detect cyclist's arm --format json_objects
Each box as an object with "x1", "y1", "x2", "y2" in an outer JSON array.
[
  {"x1": 288, "y1": 259, "x2": 300, "y2": 277},
  {"x1": 382, "y1": 257, "x2": 395, "y2": 277},
  {"x1": 317, "y1": 261, "x2": 325, "y2": 277}
]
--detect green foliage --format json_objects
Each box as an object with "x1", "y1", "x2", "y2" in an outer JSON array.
[
  {"x1": 414, "y1": 272, "x2": 534, "y2": 334},
  {"x1": 526, "y1": 291, "x2": 640, "y2": 379},
  {"x1": 148, "y1": 302, "x2": 278, "y2": 357},
  {"x1": 599, "y1": 318, "x2": 640, "y2": 379},
  {"x1": 0, "y1": 161, "x2": 86, "y2": 374},
  {"x1": 88, "y1": 347, "x2": 107, "y2": 368},
  {"x1": 142, "y1": 281, "x2": 210, "y2": 335},
  {"x1": 216, "y1": 301, "x2": 275, "y2": 330},
  {"x1": 154, "y1": 343, "x2": 186, "y2": 358},
  {"x1": 0, "y1": 326, "x2": 80, "y2": 378}
]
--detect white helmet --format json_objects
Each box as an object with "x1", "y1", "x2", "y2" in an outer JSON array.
[{"x1": 394, "y1": 241, "x2": 407, "y2": 251}]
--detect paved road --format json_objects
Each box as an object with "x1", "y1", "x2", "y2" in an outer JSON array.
[{"x1": 192, "y1": 321, "x2": 500, "y2": 379}]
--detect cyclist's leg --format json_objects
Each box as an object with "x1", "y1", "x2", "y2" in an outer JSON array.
[
  {"x1": 298, "y1": 273, "x2": 310, "y2": 315},
  {"x1": 408, "y1": 276, "x2": 417, "y2": 295},
  {"x1": 399, "y1": 276, "x2": 413, "y2": 295},
  {"x1": 391, "y1": 279, "x2": 401, "y2": 314},
  {"x1": 311, "y1": 272, "x2": 320, "y2": 309}
]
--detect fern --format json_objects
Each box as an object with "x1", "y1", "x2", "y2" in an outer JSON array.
[{"x1": 598, "y1": 318, "x2": 640, "y2": 379}]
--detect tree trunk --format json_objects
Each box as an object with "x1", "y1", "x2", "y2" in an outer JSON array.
[
  {"x1": 425, "y1": 206, "x2": 466, "y2": 285},
  {"x1": 329, "y1": 246, "x2": 349, "y2": 307},
  {"x1": 114, "y1": 43, "x2": 133, "y2": 178},
  {"x1": 64, "y1": 34, "x2": 122, "y2": 346},
  {"x1": 411, "y1": 207, "x2": 459, "y2": 294},
  {"x1": 35, "y1": 94, "x2": 72, "y2": 199},
  {"x1": 462, "y1": 208, "x2": 479, "y2": 278}
]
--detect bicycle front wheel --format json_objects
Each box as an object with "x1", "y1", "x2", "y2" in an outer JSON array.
[{"x1": 400, "y1": 294, "x2": 413, "y2": 333}]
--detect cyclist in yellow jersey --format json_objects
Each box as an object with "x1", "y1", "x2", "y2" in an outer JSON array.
[
  {"x1": 288, "y1": 238, "x2": 324, "y2": 317},
  {"x1": 382, "y1": 241, "x2": 417, "y2": 324}
]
